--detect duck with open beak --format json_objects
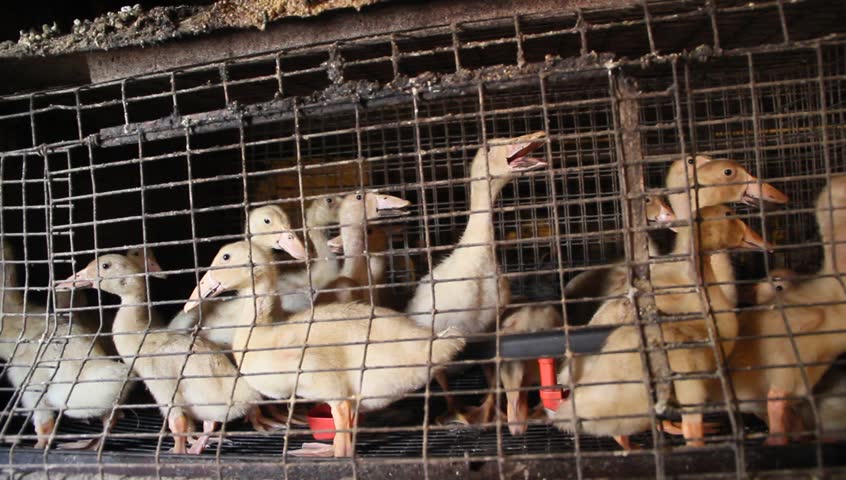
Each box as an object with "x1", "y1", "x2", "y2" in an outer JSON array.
[{"x1": 503, "y1": 131, "x2": 548, "y2": 172}]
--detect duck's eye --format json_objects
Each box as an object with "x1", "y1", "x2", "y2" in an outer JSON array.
[
  {"x1": 356, "y1": 194, "x2": 362, "y2": 201},
  {"x1": 288, "y1": 234, "x2": 294, "y2": 240},
  {"x1": 723, "y1": 168, "x2": 733, "y2": 176},
  {"x1": 725, "y1": 211, "x2": 732, "y2": 217},
  {"x1": 775, "y1": 285, "x2": 784, "y2": 291},
  {"x1": 222, "y1": 254, "x2": 230, "y2": 261},
  {"x1": 326, "y1": 198, "x2": 333, "y2": 204},
  {"x1": 101, "y1": 263, "x2": 110, "y2": 270},
  {"x1": 687, "y1": 157, "x2": 694, "y2": 165},
  {"x1": 645, "y1": 197, "x2": 652, "y2": 204},
  {"x1": 263, "y1": 218, "x2": 271, "y2": 225}
]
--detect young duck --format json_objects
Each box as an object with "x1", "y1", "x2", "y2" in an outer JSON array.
[
  {"x1": 563, "y1": 194, "x2": 675, "y2": 310},
  {"x1": 553, "y1": 205, "x2": 771, "y2": 449},
  {"x1": 0, "y1": 241, "x2": 131, "y2": 451},
  {"x1": 496, "y1": 305, "x2": 563, "y2": 436},
  {"x1": 406, "y1": 132, "x2": 546, "y2": 333},
  {"x1": 316, "y1": 192, "x2": 410, "y2": 305},
  {"x1": 730, "y1": 174, "x2": 846, "y2": 445},
  {"x1": 661, "y1": 156, "x2": 788, "y2": 307},
  {"x1": 404, "y1": 132, "x2": 547, "y2": 422},
  {"x1": 740, "y1": 268, "x2": 846, "y2": 442},
  {"x1": 278, "y1": 196, "x2": 344, "y2": 312},
  {"x1": 184, "y1": 241, "x2": 465, "y2": 457},
  {"x1": 59, "y1": 254, "x2": 265, "y2": 455},
  {"x1": 169, "y1": 205, "x2": 307, "y2": 347}
]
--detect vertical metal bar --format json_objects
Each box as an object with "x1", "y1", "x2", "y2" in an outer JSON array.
[
  {"x1": 679, "y1": 59, "x2": 745, "y2": 479},
  {"x1": 610, "y1": 73, "x2": 669, "y2": 480},
  {"x1": 476, "y1": 80, "x2": 505, "y2": 480},
  {"x1": 390, "y1": 35, "x2": 400, "y2": 80},
  {"x1": 706, "y1": 0, "x2": 722, "y2": 52},
  {"x1": 577, "y1": 9, "x2": 588, "y2": 57},
  {"x1": 514, "y1": 15, "x2": 526, "y2": 68},
  {"x1": 451, "y1": 23, "x2": 462, "y2": 73},
  {"x1": 411, "y1": 86, "x2": 435, "y2": 480},
  {"x1": 776, "y1": 0, "x2": 790, "y2": 44},
  {"x1": 538, "y1": 71, "x2": 582, "y2": 478},
  {"x1": 275, "y1": 52, "x2": 285, "y2": 98},
  {"x1": 642, "y1": 1, "x2": 656, "y2": 55},
  {"x1": 281, "y1": 100, "x2": 314, "y2": 480}
]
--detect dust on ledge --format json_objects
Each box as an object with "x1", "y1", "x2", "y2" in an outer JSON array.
[{"x1": 0, "y1": 0, "x2": 386, "y2": 58}]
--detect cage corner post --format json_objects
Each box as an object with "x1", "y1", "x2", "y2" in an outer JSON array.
[{"x1": 611, "y1": 72, "x2": 672, "y2": 472}]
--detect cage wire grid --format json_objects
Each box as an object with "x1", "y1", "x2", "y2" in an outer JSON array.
[{"x1": 0, "y1": 0, "x2": 844, "y2": 478}]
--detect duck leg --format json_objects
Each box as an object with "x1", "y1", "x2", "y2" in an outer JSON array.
[
  {"x1": 613, "y1": 435, "x2": 635, "y2": 450},
  {"x1": 247, "y1": 405, "x2": 287, "y2": 432},
  {"x1": 434, "y1": 371, "x2": 468, "y2": 425},
  {"x1": 33, "y1": 417, "x2": 55, "y2": 449},
  {"x1": 57, "y1": 411, "x2": 123, "y2": 450},
  {"x1": 463, "y1": 365, "x2": 506, "y2": 425},
  {"x1": 267, "y1": 403, "x2": 308, "y2": 425},
  {"x1": 188, "y1": 420, "x2": 217, "y2": 455},
  {"x1": 765, "y1": 387, "x2": 790, "y2": 446},
  {"x1": 288, "y1": 400, "x2": 354, "y2": 457},
  {"x1": 331, "y1": 400, "x2": 353, "y2": 457},
  {"x1": 659, "y1": 420, "x2": 719, "y2": 436},
  {"x1": 681, "y1": 413, "x2": 705, "y2": 447},
  {"x1": 168, "y1": 413, "x2": 190, "y2": 454}
]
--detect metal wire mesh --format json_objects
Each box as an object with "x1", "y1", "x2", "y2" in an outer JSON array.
[{"x1": 0, "y1": 0, "x2": 845, "y2": 478}]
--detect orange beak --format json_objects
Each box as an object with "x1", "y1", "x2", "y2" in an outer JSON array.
[
  {"x1": 56, "y1": 266, "x2": 95, "y2": 290},
  {"x1": 275, "y1": 233, "x2": 308, "y2": 261},
  {"x1": 744, "y1": 178, "x2": 789, "y2": 205},
  {"x1": 742, "y1": 224, "x2": 775, "y2": 252},
  {"x1": 184, "y1": 271, "x2": 224, "y2": 313}
]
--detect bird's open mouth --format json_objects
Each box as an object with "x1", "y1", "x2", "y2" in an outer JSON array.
[{"x1": 507, "y1": 145, "x2": 547, "y2": 171}]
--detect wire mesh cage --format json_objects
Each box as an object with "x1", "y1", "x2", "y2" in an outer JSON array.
[{"x1": 1, "y1": 0, "x2": 846, "y2": 478}]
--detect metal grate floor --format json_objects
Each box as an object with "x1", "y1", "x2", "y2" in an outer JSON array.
[{"x1": 0, "y1": 367, "x2": 804, "y2": 459}]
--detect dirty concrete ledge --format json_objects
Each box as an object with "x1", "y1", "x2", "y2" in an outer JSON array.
[{"x1": 0, "y1": 0, "x2": 636, "y2": 94}]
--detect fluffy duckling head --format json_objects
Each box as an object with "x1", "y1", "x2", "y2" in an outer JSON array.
[
  {"x1": 471, "y1": 131, "x2": 547, "y2": 189},
  {"x1": 743, "y1": 268, "x2": 797, "y2": 305},
  {"x1": 666, "y1": 155, "x2": 713, "y2": 188},
  {"x1": 247, "y1": 205, "x2": 307, "y2": 260},
  {"x1": 126, "y1": 247, "x2": 166, "y2": 279},
  {"x1": 693, "y1": 205, "x2": 773, "y2": 253},
  {"x1": 688, "y1": 160, "x2": 788, "y2": 208},
  {"x1": 184, "y1": 241, "x2": 274, "y2": 313},
  {"x1": 645, "y1": 195, "x2": 675, "y2": 224},
  {"x1": 337, "y1": 191, "x2": 411, "y2": 226},
  {"x1": 57, "y1": 254, "x2": 144, "y2": 298},
  {"x1": 306, "y1": 195, "x2": 344, "y2": 227}
]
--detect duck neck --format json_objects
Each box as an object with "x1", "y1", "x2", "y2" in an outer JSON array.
[
  {"x1": 340, "y1": 223, "x2": 368, "y2": 284},
  {"x1": 111, "y1": 288, "x2": 156, "y2": 358},
  {"x1": 461, "y1": 178, "x2": 505, "y2": 245},
  {"x1": 306, "y1": 209, "x2": 333, "y2": 260},
  {"x1": 671, "y1": 225, "x2": 693, "y2": 256},
  {"x1": 231, "y1": 269, "x2": 281, "y2": 356}
]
